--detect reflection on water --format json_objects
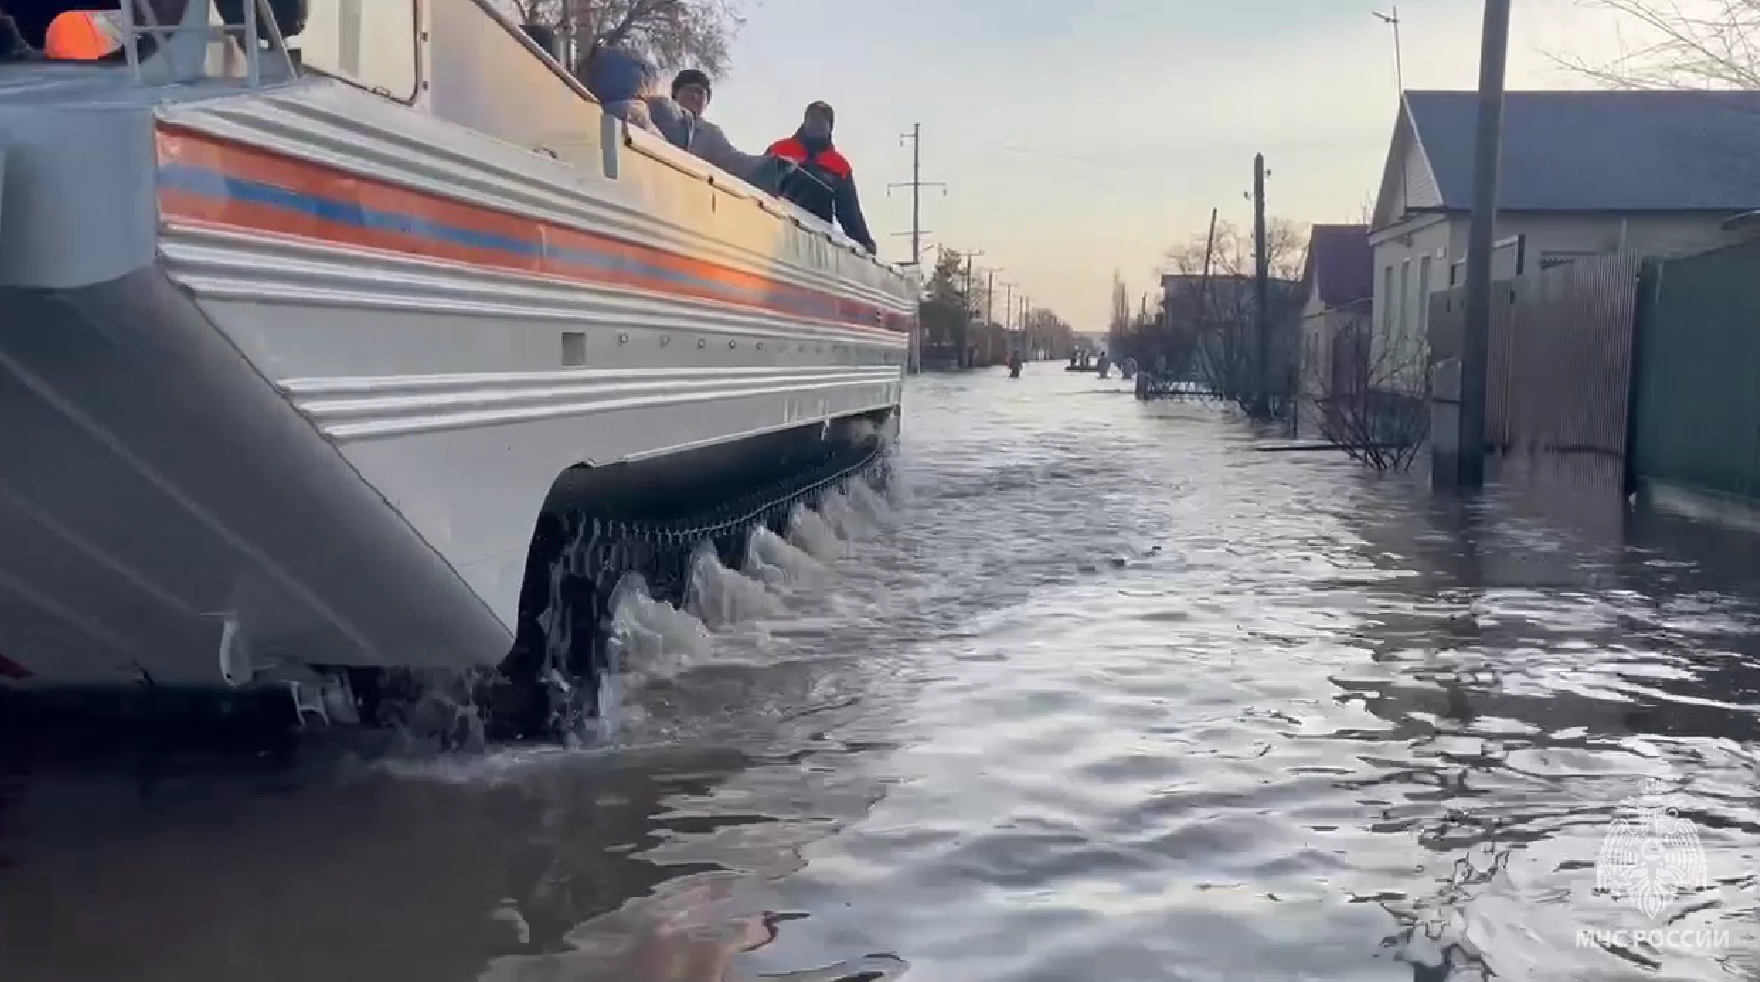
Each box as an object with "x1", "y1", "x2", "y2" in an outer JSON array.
[{"x1": 5, "y1": 366, "x2": 1760, "y2": 981}]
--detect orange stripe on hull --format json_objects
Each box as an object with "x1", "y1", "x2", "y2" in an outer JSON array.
[{"x1": 153, "y1": 126, "x2": 910, "y2": 333}]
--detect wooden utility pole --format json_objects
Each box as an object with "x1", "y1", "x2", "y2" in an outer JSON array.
[
  {"x1": 1197, "y1": 206, "x2": 1219, "y2": 320},
  {"x1": 887, "y1": 123, "x2": 945, "y2": 265},
  {"x1": 1456, "y1": 0, "x2": 1511, "y2": 490},
  {"x1": 1251, "y1": 154, "x2": 1271, "y2": 419}
]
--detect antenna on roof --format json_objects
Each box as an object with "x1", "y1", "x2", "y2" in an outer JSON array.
[{"x1": 1373, "y1": 6, "x2": 1405, "y2": 94}]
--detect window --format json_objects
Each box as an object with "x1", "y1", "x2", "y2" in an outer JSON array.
[
  {"x1": 296, "y1": 0, "x2": 419, "y2": 101},
  {"x1": 1417, "y1": 255, "x2": 1432, "y2": 332},
  {"x1": 1398, "y1": 259, "x2": 1411, "y2": 337},
  {"x1": 1382, "y1": 265, "x2": 1395, "y2": 334}
]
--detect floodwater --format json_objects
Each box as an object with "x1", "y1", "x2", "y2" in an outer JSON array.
[{"x1": 5, "y1": 365, "x2": 1760, "y2": 982}]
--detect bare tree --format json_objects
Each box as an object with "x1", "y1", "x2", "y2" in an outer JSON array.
[
  {"x1": 1157, "y1": 219, "x2": 1309, "y2": 413},
  {"x1": 508, "y1": 0, "x2": 746, "y2": 75},
  {"x1": 1024, "y1": 307, "x2": 1077, "y2": 360},
  {"x1": 1313, "y1": 305, "x2": 1431, "y2": 471},
  {"x1": 1556, "y1": 0, "x2": 1760, "y2": 88},
  {"x1": 1107, "y1": 271, "x2": 1131, "y2": 355},
  {"x1": 1165, "y1": 218, "x2": 1307, "y2": 282}
]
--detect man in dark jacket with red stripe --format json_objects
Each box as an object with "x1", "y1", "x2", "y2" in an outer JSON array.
[{"x1": 766, "y1": 102, "x2": 877, "y2": 255}]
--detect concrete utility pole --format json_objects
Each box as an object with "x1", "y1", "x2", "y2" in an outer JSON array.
[
  {"x1": 948, "y1": 250, "x2": 983, "y2": 307},
  {"x1": 986, "y1": 269, "x2": 996, "y2": 325},
  {"x1": 887, "y1": 123, "x2": 946, "y2": 266},
  {"x1": 1456, "y1": 0, "x2": 1511, "y2": 490},
  {"x1": 947, "y1": 249, "x2": 984, "y2": 367},
  {"x1": 1251, "y1": 153, "x2": 1271, "y2": 419}
]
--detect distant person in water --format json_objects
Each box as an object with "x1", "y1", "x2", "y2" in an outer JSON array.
[{"x1": 766, "y1": 102, "x2": 876, "y2": 254}]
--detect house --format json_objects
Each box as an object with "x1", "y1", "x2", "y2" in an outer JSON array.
[
  {"x1": 1155, "y1": 271, "x2": 1303, "y2": 394},
  {"x1": 1369, "y1": 88, "x2": 1760, "y2": 372},
  {"x1": 1298, "y1": 224, "x2": 1374, "y2": 404}
]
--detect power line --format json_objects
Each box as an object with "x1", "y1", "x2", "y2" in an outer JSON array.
[{"x1": 995, "y1": 137, "x2": 1370, "y2": 165}]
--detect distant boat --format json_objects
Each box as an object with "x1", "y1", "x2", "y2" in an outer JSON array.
[{"x1": 1066, "y1": 350, "x2": 1100, "y2": 372}]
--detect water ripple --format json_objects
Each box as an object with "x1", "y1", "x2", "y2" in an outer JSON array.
[{"x1": 5, "y1": 366, "x2": 1760, "y2": 981}]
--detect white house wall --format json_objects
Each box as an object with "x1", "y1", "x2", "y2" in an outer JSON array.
[
  {"x1": 1461, "y1": 214, "x2": 1742, "y2": 275},
  {"x1": 1368, "y1": 215, "x2": 1449, "y2": 392},
  {"x1": 1371, "y1": 212, "x2": 1738, "y2": 386}
]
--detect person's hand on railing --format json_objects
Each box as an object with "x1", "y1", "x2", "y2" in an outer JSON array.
[{"x1": 750, "y1": 153, "x2": 800, "y2": 196}]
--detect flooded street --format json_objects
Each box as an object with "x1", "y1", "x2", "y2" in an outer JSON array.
[{"x1": 6, "y1": 365, "x2": 1760, "y2": 981}]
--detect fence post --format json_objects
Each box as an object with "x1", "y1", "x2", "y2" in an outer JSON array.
[{"x1": 1622, "y1": 259, "x2": 1661, "y2": 499}]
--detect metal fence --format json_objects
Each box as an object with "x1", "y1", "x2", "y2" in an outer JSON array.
[
  {"x1": 1427, "y1": 251, "x2": 1642, "y2": 458},
  {"x1": 1629, "y1": 238, "x2": 1760, "y2": 501}
]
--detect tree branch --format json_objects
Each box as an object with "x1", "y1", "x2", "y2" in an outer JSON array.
[{"x1": 1555, "y1": 0, "x2": 1760, "y2": 89}]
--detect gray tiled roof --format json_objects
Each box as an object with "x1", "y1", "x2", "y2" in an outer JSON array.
[{"x1": 1405, "y1": 89, "x2": 1760, "y2": 212}]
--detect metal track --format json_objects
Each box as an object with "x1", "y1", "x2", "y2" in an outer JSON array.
[{"x1": 491, "y1": 439, "x2": 893, "y2": 739}]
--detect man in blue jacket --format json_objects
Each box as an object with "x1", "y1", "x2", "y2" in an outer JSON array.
[{"x1": 766, "y1": 102, "x2": 876, "y2": 255}]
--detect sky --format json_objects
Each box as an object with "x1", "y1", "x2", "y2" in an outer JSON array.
[{"x1": 706, "y1": 0, "x2": 1636, "y2": 329}]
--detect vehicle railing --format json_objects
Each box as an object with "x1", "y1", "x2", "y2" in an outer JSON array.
[
  {"x1": 462, "y1": 0, "x2": 603, "y2": 109},
  {"x1": 95, "y1": 0, "x2": 912, "y2": 288},
  {"x1": 617, "y1": 118, "x2": 900, "y2": 282},
  {"x1": 111, "y1": 0, "x2": 295, "y2": 86}
]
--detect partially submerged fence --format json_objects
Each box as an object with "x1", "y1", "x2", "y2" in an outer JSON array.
[
  {"x1": 1629, "y1": 237, "x2": 1760, "y2": 502},
  {"x1": 1427, "y1": 251, "x2": 1643, "y2": 459},
  {"x1": 1399, "y1": 234, "x2": 1760, "y2": 512}
]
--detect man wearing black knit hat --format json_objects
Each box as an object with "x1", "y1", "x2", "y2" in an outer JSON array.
[
  {"x1": 668, "y1": 68, "x2": 770, "y2": 185},
  {"x1": 765, "y1": 101, "x2": 876, "y2": 254}
]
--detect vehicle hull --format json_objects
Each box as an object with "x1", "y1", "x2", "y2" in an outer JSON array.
[{"x1": 0, "y1": 60, "x2": 912, "y2": 708}]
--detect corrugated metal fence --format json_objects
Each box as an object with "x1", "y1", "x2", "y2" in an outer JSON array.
[
  {"x1": 1498, "y1": 252, "x2": 1643, "y2": 456},
  {"x1": 1630, "y1": 238, "x2": 1760, "y2": 501},
  {"x1": 1427, "y1": 252, "x2": 1643, "y2": 458}
]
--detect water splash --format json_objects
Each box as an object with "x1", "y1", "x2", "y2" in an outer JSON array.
[
  {"x1": 817, "y1": 488, "x2": 867, "y2": 541},
  {"x1": 595, "y1": 573, "x2": 713, "y2": 738},
  {"x1": 746, "y1": 525, "x2": 827, "y2": 588},
  {"x1": 788, "y1": 501, "x2": 847, "y2": 561},
  {"x1": 845, "y1": 476, "x2": 897, "y2": 523},
  {"x1": 684, "y1": 540, "x2": 787, "y2": 631},
  {"x1": 390, "y1": 476, "x2": 888, "y2": 756}
]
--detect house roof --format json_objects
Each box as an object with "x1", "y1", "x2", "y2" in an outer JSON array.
[
  {"x1": 1303, "y1": 224, "x2": 1373, "y2": 307},
  {"x1": 1404, "y1": 89, "x2": 1760, "y2": 213}
]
